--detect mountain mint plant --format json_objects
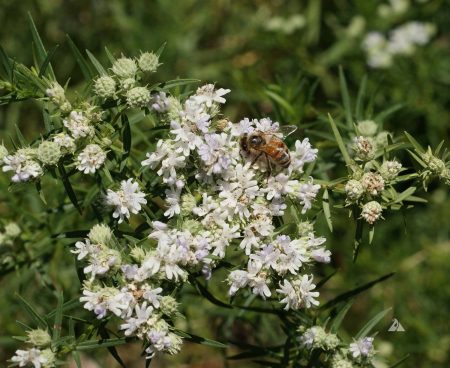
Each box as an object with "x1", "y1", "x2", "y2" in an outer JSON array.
[{"x1": 0, "y1": 22, "x2": 447, "y2": 368}]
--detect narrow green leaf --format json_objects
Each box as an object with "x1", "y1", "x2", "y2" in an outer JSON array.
[
  {"x1": 339, "y1": 66, "x2": 353, "y2": 128},
  {"x1": 16, "y1": 294, "x2": 48, "y2": 329},
  {"x1": 76, "y1": 337, "x2": 129, "y2": 350},
  {"x1": 327, "y1": 114, "x2": 352, "y2": 168},
  {"x1": 161, "y1": 78, "x2": 200, "y2": 90},
  {"x1": 155, "y1": 42, "x2": 167, "y2": 58},
  {"x1": 374, "y1": 104, "x2": 403, "y2": 123},
  {"x1": 404, "y1": 131, "x2": 425, "y2": 153},
  {"x1": 66, "y1": 35, "x2": 94, "y2": 80},
  {"x1": 389, "y1": 354, "x2": 410, "y2": 368},
  {"x1": 122, "y1": 114, "x2": 131, "y2": 161},
  {"x1": 330, "y1": 300, "x2": 354, "y2": 333},
  {"x1": 27, "y1": 13, "x2": 55, "y2": 79},
  {"x1": 355, "y1": 75, "x2": 367, "y2": 121},
  {"x1": 0, "y1": 45, "x2": 12, "y2": 80},
  {"x1": 58, "y1": 165, "x2": 82, "y2": 214},
  {"x1": 391, "y1": 187, "x2": 416, "y2": 204},
  {"x1": 264, "y1": 90, "x2": 296, "y2": 118},
  {"x1": 320, "y1": 272, "x2": 395, "y2": 310},
  {"x1": 52, "y1": 292, "x2": 64, "y2": 342},
  {"x1": 353, "y1": 217, "x2": 364, "y2": 262},
  {"x1": 174, "y1": 330, "x2": 227, "y2": 349},
  {"x1": 72, "y1": 351, "x2": 82, "y2": 368},
  {"x1": 434, "y1": 140, "x2": 445, "y2": 156},
  {"x1": 322, "y1": 188, "x2": 333, "y2": 232},
  {"x1": 104, "y1": 47, "x2": 116, "y2": 65},
  {"x1": 99, "y1": 325, "x2": 126, "y2": 368},
  {"x1": 355, "y1": 307, "x2": 391, "y2": 339},
  {"x1": 15, "y1": 125, "x2": 27, "y2": 147},
  {"x1": 86, "y1": 50, "x2": 107, "y2": 75},
  {"x1": 38, "y1": 45, "x2": 59, "y2": 78},
  {"x1": 368, "y1": 226, "x2": 375, "y2": 245}
]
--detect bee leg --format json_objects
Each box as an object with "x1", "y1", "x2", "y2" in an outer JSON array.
[
  {"x1": 251, "y1": 152, "x2": 263, "y2": 167},
  {"x1": 264, "y1": 153, "x2": 273, "y2": 178}
]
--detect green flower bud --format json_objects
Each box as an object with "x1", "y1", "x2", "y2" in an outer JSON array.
[
  {"x1": 26, "y1": 328, "x2": 51, "y2": 347},
  {"x1": 88, "y1": 224, "x2": 112, "y2": 245},
  {"x1": 361, "y1": 172, "x2": 385, "y2": 196},
  {"x1": 138, "y1": 52, "x2": 160, "y2": 73},
  {"x1": 356, "y1": 120, "x2": 378, "y2": 137},
  {"x1": 379, "y1": 160, "x2": 402, "y2": 181},
  {"x1": 353, "y1": 136, "x2": 375, "y2": 161},
  {"x1": 180, "y1": 193, "x2": 197, "y2": 216},
  {"x1": 345, "y1": 179, "x2": 364, "y2": 202},
  {"x1": 361, "y1": 201, "x2": 382, "y2": 225},
  {"x1": 166, "y1": 97, "x2": 183, "y2": 122},
  {"x1": 297, "y1": 221, "x2": 314, "y2": 236},
  {"x1": 126, "y1": 86, "x2": 151, "y2": 108},
  {"x1": 422, "y1": 148, "x2": 449, "y2": 180},
  {"x1": 111, "y1": 57, "x2": 137, "y2": 79},
  {"x1": 41, "y1": 348, "x2": 56, "y2": 368},
  {"x1": 181, "y1": 219, "x2": 202, "y2": 233},
  {"x1": 60, "y1": 101, "x2": 73, "y2": 114},
  {"x1": 53, "y1": 133, "x2": 76, "y2": 155},
  {"x1": 37, "y1": 141, "x2": 61, "y2": 166},
  {"x1": 4, "y1": 222, "x2": 20, "y2": 238},
  {"x1": 131, "y1": 246, "x2": 147, "y2": 263},
  {"x1": 45, "y1": 82, "x2": 66, "y2": 106},
  {"x1": 120, "y1": 77, "x2": 136, "y2": 90},
  {"x1": 94, "y1": 76, "x2": 116, "y2": 99},
  {"x1": 0, "y1": 143, "x2": 8, "y2": 161},
  {"x1": 330, "y1": 353, "x2": 354, "y2": 368},
  {"x1": 159, "y1": 296, "x2": 179, "y2": 317},
  {"x1": 375, "y1": 131, "x2": 390, "y2": 148}
]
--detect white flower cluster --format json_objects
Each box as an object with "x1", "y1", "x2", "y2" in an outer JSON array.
[
  {"x1": 10, "y1": 329, "x2": 55, "y2": 368},
  {"x1": 73, "y1": 85, "x2": 327, "y2": 359},
  {"x1": 362, "y1": 21, "x2": 435, "y2": 68},
  {"x1": 141, "y1": 84, "x2": 327, "y2": 310},
  {"x1": 75, "y1": 224, "x2": 182, "y2": 358},
  {"x1": 1, "y1": 83, "x2": 110, "y2": 182},
  {"x1": 1, "y1": 50, "x2": 160, "y2": 184},
  {"x1": 299, "y1": 326, "x2": 375, "y2": 366}
]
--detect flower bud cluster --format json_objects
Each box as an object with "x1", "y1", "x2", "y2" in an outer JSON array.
[
  {"x1": 299, "y1": 326, "x2": 376, "y2": 366},
  {"x1": 10, "y1": 329, "x2": 55, "y2": 368},
  {"x1": 345, "y1": 120, "x2": 405, "y2": 225}
]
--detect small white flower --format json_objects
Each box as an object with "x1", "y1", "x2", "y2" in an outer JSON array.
[
  {"x1": 120, "y1": 302, "x2": 153, "y2": 336},
  {"x1": 295, "y1": 179, "x2": 320, "y2": 213},
  {"x1": 291, "y1": 138, "x2": 318, "y2": 172},
  {"x1": 10, "y1": 347, "x2": 48, "y2": 368},
  {"x1": 106, "y1": 179, "x2": 147, "y2": 223},
  {"x1": 164, "y1": 187, "x2": 181, "y2": 218},
  {"x1": 194, "y1": 84, "x2": 230, "y2": 107},
  {"x1": 311, "y1": 247, "x2": 331, "y2": 263},
  {"x1": 71, "y1": 239, "x2": 97, "y2": 260},
  {"x1": 349, "y1": 336, "x2": 375, "y2": 359},
  {"x1": 2, "y1": 152, "x2": 43, "y2": 183},
  {"x1": 76, "y1": 144, "x2": 106, "y2": 174},
  {"x1": 277, "y1": 275, "x2": 319, "y2": 310},
  {"x1": 63, "y1": 111, "x2": 94, "y2": 139}
]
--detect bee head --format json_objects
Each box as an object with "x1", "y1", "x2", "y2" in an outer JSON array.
[{"x1": 249, "y1": 133, "x2": 265, "y2": 147}]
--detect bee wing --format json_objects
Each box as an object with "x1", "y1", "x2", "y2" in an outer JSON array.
[{"x1": 278, "y1": 125, "x2": 297, "y2": 138}]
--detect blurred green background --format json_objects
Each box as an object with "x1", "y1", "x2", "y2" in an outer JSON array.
[{"x1": 0, "y1": 0, "x2": 449, "y2": 367}]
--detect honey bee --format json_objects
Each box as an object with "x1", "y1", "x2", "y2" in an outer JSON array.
[{"x1": 240, "y1": 125, "x2": 297, "y2": 173}]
